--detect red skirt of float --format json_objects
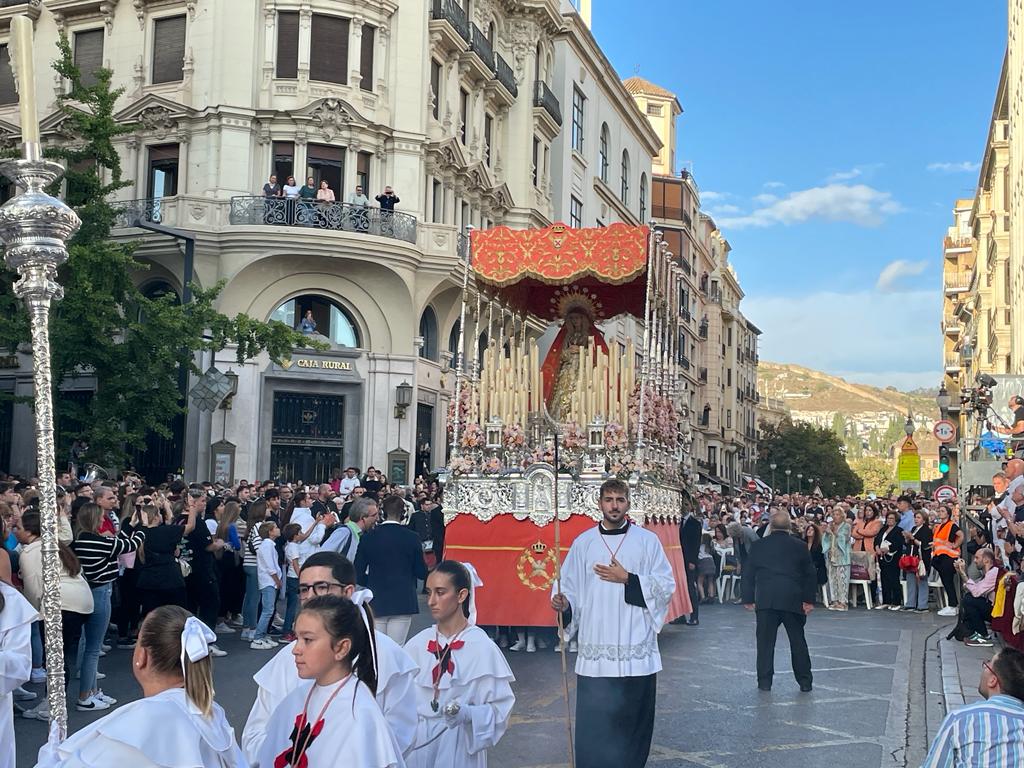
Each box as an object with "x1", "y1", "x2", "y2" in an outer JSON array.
[{"x1": 444, "y1": 514, "x2": 692, "y2": 627}]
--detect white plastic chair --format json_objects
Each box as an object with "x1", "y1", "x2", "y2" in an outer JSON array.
[
  {"x1": 928, "y1": 571, "x2": 949, "y2": 609},
  {"x1": 849, "y1": 579, "x2": 874, "y2": 609}
]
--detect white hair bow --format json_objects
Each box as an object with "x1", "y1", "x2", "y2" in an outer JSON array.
[
  {"x1": 180, "y1": 616, "x2": 217, "y2": 676},
  {"x1": 351, "y1": 588, "x2": 378, "y2": 680},
  {"x1": 461, "y1": 562, "x2": 484, "y2": 626}
]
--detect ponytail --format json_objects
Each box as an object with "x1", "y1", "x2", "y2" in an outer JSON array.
[
  {"x1": 138, "y1": 605, "x2": 216, "y2": 717},
  {"x1": 352, "y1": 601, "x2": 378, "y2": 698},
  {"x1": 21, "y1": 510, "x2": 82, "y2": 577},
  {"x1": 299, "y1": 596, "x2": 378, "y2": 697}
]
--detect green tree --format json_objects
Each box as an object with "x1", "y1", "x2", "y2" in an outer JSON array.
[
  {"x1": 850, "y1": 456, "x2": 896, "y2": 496},
  {"x1": 0, "y1": 36, "x2": 320, "y2": 468},
  {"x1": 830, "y1": 412, "x2": 846, "y2": 440},
  {"x1": 757, "y1": 418, "x2": 863, "y2": 496}
]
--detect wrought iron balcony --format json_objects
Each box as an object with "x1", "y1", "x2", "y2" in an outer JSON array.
[
  {"x1": 430, "y1": 0, "x2": 470, "y2": 42},
  {"x1": 111, "y1": 198, "x2": 163, "y2": 228},
  {"x1": 495, "y1": 52, "x2": 518, "y2": 98},
  {"x1": 469, "y1": 23, "x2": 496, "y2": 72},
  {"x1": 533, "y1": 80, "x2": 562, "y2": 126},
  {"x1": 229, "y1": 197, "x2": 417, "y2": 244}
]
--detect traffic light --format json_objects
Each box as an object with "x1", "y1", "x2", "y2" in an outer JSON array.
[{"x1": 938, "y1": 445, "x2": 950, "y2": 475}]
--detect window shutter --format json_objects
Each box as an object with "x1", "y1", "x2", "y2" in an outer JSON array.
[
  {"x1": 310, "y1": 14, "x2": 349, "y2": 84},
  {"x1": 359, "y1": 25, "x2": 375, "y2": 91},
  {"x1": 152, "y1": 15, "x2": 186, "y2": 84},
  {"x1": 0, "y1": 46, "x2": 14, "y2": 105},
  {"x1": 276, "y1": 12, "x2": 299, "y2": 79},
  {"x1": 73, "y1": 29, "x2": 104, "y2": 89}
]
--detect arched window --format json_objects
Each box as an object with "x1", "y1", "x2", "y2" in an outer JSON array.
[
  {"x1": 448, "y1": 319, "x2": 461, "y2": 360},
  {"x1": 477, "y1": 332, "x2": 489, "y2": 369},
  {"x1": 419, "y1": 306, "x2": 439, "y2": 361},
  {"x1": 487, "y1": 20, "x2": 495, "y2": 46},
  {"x1": 599, "y1": 123, "x2": 609, "y2": 183},
  {"x1": 271, "y1": 294, "x2": 361, "y2": 348},
  {"x1": 639, "y1": 172, "x2": 648, "y2": 222},
  {"x1": 534, "y1": 42, "x2": 542, "y2": 82},
  {"x1": 620, "y1": 150, "x2": 630, "y2": 204},
  {"x1": 138, "y1": 280, "x2": 179, "y2": 323}
]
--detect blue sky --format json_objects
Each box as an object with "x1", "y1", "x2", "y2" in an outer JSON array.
[{"x1": 594, "y1": 1, "x2": 1007, "y2": 391}]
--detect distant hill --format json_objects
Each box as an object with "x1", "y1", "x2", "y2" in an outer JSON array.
[{"x1": 760, "y1": 362, "x2": 938, "y2": 419}]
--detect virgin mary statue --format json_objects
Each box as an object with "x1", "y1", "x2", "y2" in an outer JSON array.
[{"x1": 540, "y1": 293, "x2": 608, "y2": 423}]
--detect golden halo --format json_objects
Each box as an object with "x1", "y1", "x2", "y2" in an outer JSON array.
[{"x1": 551, "y1": 286, "x2": 604, "y2": 321}]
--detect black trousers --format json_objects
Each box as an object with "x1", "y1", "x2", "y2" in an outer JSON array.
[
  {"x1": 685, "y1": 560, "x2": 699, "y2": 619},
  {"x1": 575, "y1": 674, "x2": 657, "y2": 768},
  {"x1": 138, "y1": 587, "x2": 187, "y2": 619},
  {"x1": 115, "y1": 568, "x2": 140, "y2": 639},
  {"x1": 880, "y1": 559, "x2": 902, "y2": 606},
  {"x1": 755, "y1": 609, "x2": 812, "y2": 689},
  {"x1": 962, "y1": 593, "x2": 992, "y2": 637},
  {"x1": 933, "y1": 555, "x2": 959, "y2": 607}
]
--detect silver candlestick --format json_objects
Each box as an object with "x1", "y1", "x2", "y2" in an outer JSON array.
[{"x1": 0, "y1": 145, "x2": 82, "y2": 740}]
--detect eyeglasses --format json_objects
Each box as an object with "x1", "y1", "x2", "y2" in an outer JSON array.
[
  {"x1": 983, "y1": 660, "x2": 996, "y2": 677},
  {"x1": 297, "y1": 581, "x2": 344, "y2": 597}
]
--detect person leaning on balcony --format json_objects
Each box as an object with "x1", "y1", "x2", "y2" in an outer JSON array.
[
  {"x1": 262, "y1": 175, "x2": 282, "y2": 198},
  {"x1": 375, "y1": 186, "x2": 399, "y2": 210},
  {"x1": 316, "y1": 180, "x2": 335, "y2": 203},
  {"x1": 296, "y1": 176, "x2": 317, "y2": 226},
  {"x1": 348, "y1": 185, "x2": 370, "y2": 232},
  {"x1": 261, "y1": 174, "x2": 283, "y2": 224}
]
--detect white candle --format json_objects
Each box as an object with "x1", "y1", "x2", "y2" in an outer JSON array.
[{"x1": 9, "y1": 16, "x2": 39, "y2": 145}]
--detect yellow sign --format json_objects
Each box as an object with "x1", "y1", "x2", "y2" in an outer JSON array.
[
  {"x1": 898, "y1": 436, "x2": 921, "y2": 488},
  {"x1": 279, "y1": 358, "x2": 352, "y2": 372}
]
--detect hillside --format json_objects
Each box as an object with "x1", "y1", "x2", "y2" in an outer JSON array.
[{"x1": 760, "y1": 361, "x2": 938, "y2": 419}]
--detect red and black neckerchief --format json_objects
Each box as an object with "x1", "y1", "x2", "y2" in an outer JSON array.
[
  {"x1": 274, "y1": 675, "x2": 349, "y2": 768},
  {"x1": 428, "y1": 627, "x2": 467, "y2": 712}
]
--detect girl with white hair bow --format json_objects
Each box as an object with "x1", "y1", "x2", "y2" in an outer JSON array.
[
  {"x1": 403, "y1": 561, "x2": 515, "y2": 768},
  {"x1": 34, "y1": 607, "x2": 245, "y2": 767}
]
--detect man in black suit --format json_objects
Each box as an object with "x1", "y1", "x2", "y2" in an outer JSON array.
[
  {"x1": 741, "y1": 509, "x2": 817, "y2": 692},
  {"x1": 678, "y1": 496, "x2": 703, "y2": 626},
  {"x1": 354, "y1": 494, "x2": 427, "y2": 644}
]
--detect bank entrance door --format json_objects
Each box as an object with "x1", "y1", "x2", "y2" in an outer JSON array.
[{"x1": 269, "y1": 391, "x2": 344, "y2": 484}]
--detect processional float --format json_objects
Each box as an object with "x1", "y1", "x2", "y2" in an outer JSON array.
[{"x1": 443, "y1": 221, "x2": 693, "y2": 628}]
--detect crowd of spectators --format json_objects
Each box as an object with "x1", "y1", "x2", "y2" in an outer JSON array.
[{"x1": 0, "y1": 466, "x2": 445, "y2": 720}]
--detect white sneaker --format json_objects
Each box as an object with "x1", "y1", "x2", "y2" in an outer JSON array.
[
  {"x1": 240, "y1": 629, "x2": 254, "y2": 641},
  {"x1": 13, "y1": 686, "x2": 36, "y2": 702},
  {"x1": 508, "y1": 639, "x2": 526, "y2": 652},
  {"x1": 250, "y1": 638, "x2": 276, "y2": 650},
  {"x1": 526, "y1": 637, "x2": 536, "y2": 653},
  {"x1": 214, "y1": 622, "x2": 235, "y2": 634},
  {"x1": 96, "y1": 671, "x2": 105, "y2": 680},
  {"x1": 100, "y1": 644, "x2": 111, "y2": 653},
  {"x1": 30, "y1": 667, "x2": 46, "y2": 684},
  {"x1": 93, "y1": 690, "x2": 117, "y2": 705},
  {"x1": 209, "y1": 644, "x2": 228, "y2": 657},
  {"x1": 76, "y1": 695, "x2": 110, "y2": 712},
  {"x1": 888, "y1": 605, "x2": 902, "y2": 611},
  {"x1": 569, "y1": 640, "x2": 578, "y2": 653},
  {"x1": 23, "y1": 699, "x2": 49, "y2": 720},
  {"x1": 937, "y1": 606, "x2": 958, "y2": 617}
]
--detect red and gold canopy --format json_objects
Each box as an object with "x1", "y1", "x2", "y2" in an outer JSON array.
[{"x1": 471, "y1": 222, "x2": 650, "y2": 319}]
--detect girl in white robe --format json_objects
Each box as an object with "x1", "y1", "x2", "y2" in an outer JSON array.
[
  {"x1": 258, "y1": 595, "x2": 404, "y2": 768},
  {"x1": 1, "y1": 580, "x2": 37, "y2": 768},
  {"x1": 404, "y1": 561, "x2": 515, "y2": 768},
  {"x1": 35, "y1": 606, "x2": 246, "y2": 768}
]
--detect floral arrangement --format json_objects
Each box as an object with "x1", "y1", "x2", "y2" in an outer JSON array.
[
  {"x1": 449, "y1": 455, "x2": 478, "y2": 475},
  {"x1": 604, "y1": 421, "x2": 627, "y2": 450},
  {"x1": 502, "y1": 423, "x2": 526, "y2": 449},
  {"x1": 446, "y1": 383, "x2": 476, "y2": 438},
  {"x1": 460, "y1": 422, "x2": 484, "y2": 449},
  {"x1": 481, "y1": 456, "x2": 503, "y2": 474},
  {"x1": 560, "y1": 422, "x2": 587, "y2": 450},
  {"x1": 627, "y1": 385, "x2": 679, "y2": 448}
]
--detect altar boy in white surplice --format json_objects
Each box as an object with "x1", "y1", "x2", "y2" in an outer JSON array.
[{"x1": 551, "y1": 478, "x2": 675, "y2": 768}]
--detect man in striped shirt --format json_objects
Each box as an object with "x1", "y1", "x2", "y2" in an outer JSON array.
[{"x1": 923, "y1": 646, "x2": 1024, "y2": 767}]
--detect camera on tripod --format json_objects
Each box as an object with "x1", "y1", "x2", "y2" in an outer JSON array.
[{"x1": 961, "y1": 373, "x2": 998, "y2": 418}]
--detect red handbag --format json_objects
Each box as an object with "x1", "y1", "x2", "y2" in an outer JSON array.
[{"x1": 898, "y1": 554, "x2": 920, "y2": 573}]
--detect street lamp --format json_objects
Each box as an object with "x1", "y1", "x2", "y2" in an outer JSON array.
[
  {"x1": 797, "y1": 472, "x2": 803, "y2": 493},
  {"x1": 394, "y1": 380, "x2": 414, "y2": 419},
  {"x1": 936, "y1": 385, "x2": 951, "y2": 419},
  {"x1": 904, "y1": 411, "x2": 915, "y2": 437},
  {"x1": 785, "y1": 468, "x2": 791, "y2": 494},
  {"x1": 770, "y1": 462, "x2": 777, "y2": 491}
]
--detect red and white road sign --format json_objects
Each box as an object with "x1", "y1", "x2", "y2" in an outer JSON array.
[
  {"x1": 933, "y1": 420, "x2": 956, "y2": 444},
  {"x1": 933, "y1": 485, "x2": 957, "y2": 503}
]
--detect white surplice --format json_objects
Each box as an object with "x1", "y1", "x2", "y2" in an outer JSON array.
[
  {"x1": 257, "y1": 676, "x2": 404, "y2": 768},
  {"x1": 403, "y1": 624, "x2": 515, "y2": 768},
  {"x1": 34, "y1": 688, "x2": 246, "y2": 768},
  {"x1": 555, "y1": 521, "x2": 675, "y2": 678},
  {"x1": 1, "y1": 582, "x2": 37, "y2": 768},
  {"x1": 242, "y1": 631, "x2": 418, "y2": 765}
]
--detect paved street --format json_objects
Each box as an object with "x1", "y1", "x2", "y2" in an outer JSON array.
[{"x1": 13, "y1": 601, "x2": 955, "y2": 767}]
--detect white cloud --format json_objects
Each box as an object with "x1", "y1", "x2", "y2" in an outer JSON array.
[
  {"x1": 875, "y1": 259, "x2": 929, "y2": 293},
  {"x1": 927, "y1": 161, "x2": 981, "y2": 173},
  {"x1": 752, "y1": 193, "x2": 778, "y2": 205},
  {"x1": 827, "y1": 168, "x2": 863, "y2": 182},
  {"x1": 701, "y1": 191, "x2": 728, "y2": 201},
  {"x1": 745, "y1": 289, "x2": 941, "y2": 391},
  {"x1": 710, "y1": 203, "x2": 741, "y2": 214},
  {"x1": 763, "y1": 181, "x2": 786, "y2": 189},
  {"x1": 715, "y1": 184, "x2": 903, "y2": 230}
]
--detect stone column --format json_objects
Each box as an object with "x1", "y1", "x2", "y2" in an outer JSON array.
[{"x1": 349, "y1": 17, "x2": 363, "y2": 88}]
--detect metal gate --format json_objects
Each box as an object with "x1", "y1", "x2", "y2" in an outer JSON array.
[{"x1": 269, "y1": 391, "x2": 344, "y2": 484}]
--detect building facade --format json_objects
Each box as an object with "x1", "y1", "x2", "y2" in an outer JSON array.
[
  {"x1": 1008, "y1": 0, "x2": 1024, "y2": 369},
  {"x1": 0, "y1": 0, "x2": 668, "y2": 484}
]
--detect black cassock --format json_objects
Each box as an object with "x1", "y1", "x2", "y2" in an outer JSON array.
[{"x1": 574, "y1": 673, "x2": 657, "y2": 768}]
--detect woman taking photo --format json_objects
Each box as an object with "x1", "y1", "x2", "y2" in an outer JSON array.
[
  {"x1": 257, "y1": 596, "x2": 403, "y2": 767},
  {"x1": 135, "y1": 504, "x2": 187, "y2": 618},
  {"x1": 404, "y1": 561, "x2": 514, "y2": 768},
  {"x1": 931, "y1": 504, "x2": 963, "y2": 617},
  {"x1": 15, "y1": 511, "x2": 94, "y2": 722},
  {"x1": 71, "y1": 502, "x2": 146, "y2": 711},
  {"x1": 873, "y1": 510, "x2": 905, "y2": 610},
  {"x1": 822, "y1": 513, "x2": 851, "y2": 611},
  {"x1": 36, "y1": 606, "x2": 246, "y2": 767},
  {"x1": 902, "y1": 510, "x2": 932, "y2": 612}
]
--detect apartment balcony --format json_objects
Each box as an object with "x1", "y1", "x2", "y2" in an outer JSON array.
[
  {"x1": 679, "y1": 354, "x2": 691, "y2": 371},
  {"x1": 698, "y1": 319, "x2": 708, "y2": 339},
  {"x1": 709, "y1": 289, "x2": 722, "y2": 305},
  {"x1": 943, "y1": 235, "x2": 974, "y2": 252},
  {"x1": 943, "y1": 270, "x2": 973, "y2": 294},
  {"x1": 944, "y1": 357, "x2": 961, "y2": 373},
  {"x1": 462, "y1": 22, "x2": 496, "y2": 80},
  {"x1": 533, "y1": 80, "x2": 562, "y2": 127},
  {"x1": 228, "y1": 197, "x2": 417, "y2": 244},
  {"x1": 698, "y1": 367, "x2": 708, "y2": 383},
  {"x1": 942, "y1": 315, "x2": 960, "y2": 337},
  {"x1": 112, "y1": 198, "x2": 164, "y2": 228},
  {"x1": 681, "y1": 306, "x2": 692, "y2": 323},
  {"x1": 494, "y1": 52, "x2": 518, "y2": 99},
  {"x1": 430, "y1": 0, "x2": 471, "y2": 54}
]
